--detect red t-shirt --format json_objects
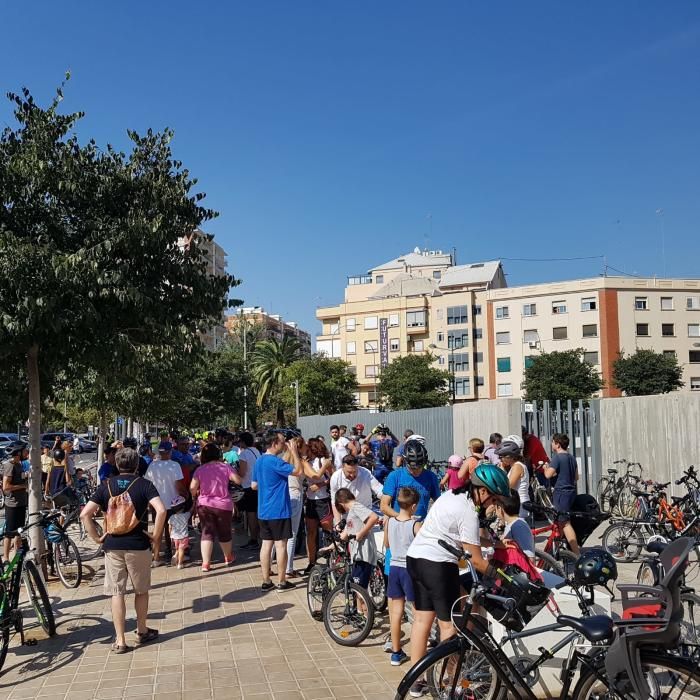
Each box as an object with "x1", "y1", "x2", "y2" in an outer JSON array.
[{"x1": 524, "y1": 435, "x2": 549, "y2": 471}]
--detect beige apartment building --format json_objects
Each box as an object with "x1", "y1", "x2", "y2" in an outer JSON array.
[
  {"x1": 226, "y1": 306, "x2": 312, "y2": 354},
  {"x1": 487, "y1": 276, "x2": 700, "y2": 399},
  {"x1": 316, "y1": 249, "x2": 506, "y2": 407}
]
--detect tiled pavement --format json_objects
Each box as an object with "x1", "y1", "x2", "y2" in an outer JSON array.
[{"x1": 0, "y1": 539, "x2": 404, "y2": 700}]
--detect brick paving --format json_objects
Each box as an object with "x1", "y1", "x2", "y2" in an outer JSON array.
[{"x1": 0, "y1": 533, "x2": 403, "y2": 700}]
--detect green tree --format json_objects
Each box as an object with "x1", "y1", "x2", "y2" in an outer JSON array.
[
  {"x1": 250, "y1": 336, "x2": 302, "y2": 425},
  {"x1": 613, "y1": 349, "x2": 684, "y2": 396},
  {"x1": 283, "y1": 354, "x2": 358, "y2": 418},
  {"x1": 523, "y1": 349, "x2": 603, "y2": 403},
  {"x1": 0, "y1": 81, "x2": 236, "y2": 532},
  {"x1": 377, "y1": 354, "x2": 451, "y2": 410}
]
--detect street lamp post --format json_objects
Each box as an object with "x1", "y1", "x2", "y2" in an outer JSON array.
[
  {"x1": 242, "y1": 312, "x2": 248, "y2": 430},
  {"x1": 429, "y1": 341, "x2": 455, "y2": 403},
  {"x1": 293, "y1": 379, "x2": 300, "y2": 425}
]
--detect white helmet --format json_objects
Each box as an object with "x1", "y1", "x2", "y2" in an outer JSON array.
[
  {"x1": 408, "y1": 434, "x2": 426, "y2": 445},
  {"x1": 504, "y1": 434, "x2": 524, "y2": 450}
]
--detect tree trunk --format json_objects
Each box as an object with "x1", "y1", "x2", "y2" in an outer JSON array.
[
  {"x1": 97, "y1": 409, "x2": 107, "y2": 468},
  {"x1": 127, "y1": 416, "x2": 133, "y2": 438},
  {"x1": 26, "y1": 344, "x2": 46, "y2": 569},
  {"x1": 276, "y1": 405, "x2": 285, "y2": 427}
]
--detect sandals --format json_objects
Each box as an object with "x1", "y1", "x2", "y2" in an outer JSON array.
[
  {"x1": 111, "y1": 643, "x2": 133, "y2": 654},
  {"x1": 135, "y1": 628, "x2": 159, "y2": 645}
]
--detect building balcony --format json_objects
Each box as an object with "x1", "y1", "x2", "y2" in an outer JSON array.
[
  {"x1": 347, "y1": 275, "x2": 373, "y2": 285},
  {"x1": 406, "y1": 321, "x2": 429, "y2": 335}
]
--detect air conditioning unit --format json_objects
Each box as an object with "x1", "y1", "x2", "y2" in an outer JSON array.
[{"x1": 528, "y1": 341, "x2": 539, "y2": 349}]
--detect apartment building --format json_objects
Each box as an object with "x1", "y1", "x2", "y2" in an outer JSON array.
[
  {"x1": 226, "y1": 306, "x2": 312, "y2": 354},
  {"x1": 316, "y1": 249, "x2": 506, "y2": 407},
  {"x1": 487, "y1": 276, "x2": 700, "y2": 399}
]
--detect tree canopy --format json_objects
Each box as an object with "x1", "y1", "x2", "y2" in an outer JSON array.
[
  {"x1": 377, "y1": 354, "x2": 451, "y2": 410},
  {"x1": 522, "y1": 349, "x2": 603, "y2": 403},
  {"x1": 613, "y1": 349, "x2": 684, "y2": 396}
]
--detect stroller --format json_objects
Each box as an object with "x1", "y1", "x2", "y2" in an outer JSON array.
[{"x1": 570, "y1": 493, "x2": 609, "y2": 546}]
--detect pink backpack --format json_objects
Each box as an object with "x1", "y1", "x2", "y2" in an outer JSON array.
[{"x1": 492, "y1": 541, "x2": 543, "y2": 582}]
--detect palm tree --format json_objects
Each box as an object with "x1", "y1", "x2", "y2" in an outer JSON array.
[{"x1": 250, "y1": 336, "x2": 302, "y2": 426}]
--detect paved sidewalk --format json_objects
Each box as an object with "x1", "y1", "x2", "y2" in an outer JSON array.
[{"x1": 0, "y1": 544, "x2": 402, "y2": 700}]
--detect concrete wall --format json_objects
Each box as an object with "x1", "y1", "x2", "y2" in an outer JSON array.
[
  {"x1": 598, "y1": 393, "x2": 700, "y2": 494},
  {"x1": 452, "y1": 399, "x2": 522, "y2": 454}
]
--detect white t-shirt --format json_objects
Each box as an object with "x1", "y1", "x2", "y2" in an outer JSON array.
[
  {"x1": 306, "y1": 457, "x2": 329, "y2": 500},
  {"x1": 407, "y1": 490, "x2": 480, "y2": 564},
  {"x1": 331, "y1": 436, "x2": 350, "y2": 470},
  {"x1": 238, "y1": 447, "x2": 260, "y2": 489},
  {"x1": 344, "y1": 501, "x2": 378, "y2": 565},
  {"x1": 330, "y1": 467, "x2": 383, "y2": 510},
  {"x1": 145, "y1": 459, "x2": 184, "y2": 509}
]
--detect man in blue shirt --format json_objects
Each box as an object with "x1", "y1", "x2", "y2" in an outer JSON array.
[
  {"x1": 252, "y1": 431, "x2": 331, "y2": 593},
  {"x1": 98, "y1": 446, "x2": 118, "y2": 482},
  {"x1": 366, "y1": 424, "x2": 399, "y2": 483},
  {"x1": 380, "y1": 439, "x2": 440, "y2": 520}
]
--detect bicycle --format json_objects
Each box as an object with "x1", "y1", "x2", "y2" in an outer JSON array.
[
  {"x1": 37, "y1": 510, "x2": 82, "y2": 589},
  {"x1": 597, "y1": 459, "x2": 643, "y2": 517},
  {"x1": 0, "y1": 514, "x2": 57, "y2": 673},
  {"x1": 396, "y1": 538, "x2": 700, "y2": 700},
  {"x1": 321, "y1": 534, "x2": 375, "y2": 646},
  {"x1": 61, "y1": 497, "x2": 104, "y2": 562}
]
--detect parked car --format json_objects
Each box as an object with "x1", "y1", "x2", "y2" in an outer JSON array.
[
  {"x1": 40, "y1": 432, "x2": 74, "y2": 450},
  {"x1": 77, "y1": 437, "x2": 97, "y2": 452}
]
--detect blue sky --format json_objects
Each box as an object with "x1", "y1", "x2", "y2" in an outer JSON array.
[{"x1": 2, "y1": 2, "x2": 700, "y2": 337}]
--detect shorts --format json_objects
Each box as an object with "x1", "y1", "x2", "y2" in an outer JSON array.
[
  {"x1": 172, "y1": 537, "x2": 190, "y2": 550},
  {"x1": 387, "y1": 565, "x2": 414, "y2": 602},
  {"x1": 407, "y1": 555, "x2": 460, "y2": 622},
  {"x1": 259, "y1": 518, "x2": 292, "y2": 542},
  {"x1": 305, "y1": 497, "x2": 331, "y2": 523},
  {"x1": 351, "y1": 561, "x2": 373, "y2": 588},
  {"x1": 553, "y1": 490, "x2": 577, "y2": 522},
  {"x1": 3, "y1": 505, "x2": 27, "y2": 537},
  {"x1": 240, "y1": 488, "x2": 258, "y2": 513},
  {"x1": 197, "y1": 506, "x2": 233, "y2": 543},
  {"x1": 103, "y1": 549, "x2": 152, "y2": 595}
]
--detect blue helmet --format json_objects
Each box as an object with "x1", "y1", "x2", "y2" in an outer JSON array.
[
  {"x1": 44, "y1": 522, "x2": 64, "y2": 544},
  {"x1": 471, "y1": 463, "x2": 511, "y2": 497},
  {"x1": 574, "y1": 548, "x2": 617, "y2": 586}
]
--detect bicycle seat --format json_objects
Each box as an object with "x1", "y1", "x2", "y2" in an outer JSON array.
[
  {"x1": 645, "y1": 540, "x2": 667, "y2": 555},
  {"x1": 557, "y1": 614, "x2": 614, "y2": 643}
]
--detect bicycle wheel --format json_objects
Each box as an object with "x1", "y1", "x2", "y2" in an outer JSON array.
[
  {"x1": 54, "y1": 537, "x2": 82, "y2": 589},
  {"x1": 322, "y1": 581, "x2": 374, "y2": 646},
  {"x1": 369, "y1": 563, "x2": 387, "y2": 613},
  {"x1": 66, "y1": 517, "x2": 103, "y2": 561},
  {"x1": 601, "y1": 522, "x2": 644, "y2": 562},
  {"x1": 572, "y1": 651, "x2": 700, "y2": 698},
  {"x1": 555, "y1": 548, "x2": 579, "y2": 578},
  {"x1": 596, "y1": 478, "x2": 611, "y2": 513},
  {"x1": 0, "y1": 586, "x2": 10, "y2": 675},
  {"x1": 615, "y1": 486, "x2": 638, "y2": 519},
  {"x1": 534, "y1": 549, "x2": 565, "y2": 577},
  {"x1": 637, "y1": 559, "x2": 659, "y2": 586},
  {"x1": 22, "y1": 560, "x2": 56, "y2": 636},
  {"x1": 306, "y1": 563, "x2": 330, "y2": 620}
]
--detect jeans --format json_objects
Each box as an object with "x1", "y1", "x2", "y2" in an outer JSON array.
[{"x1": 286, "y1": 496, "x2": 303, "y2": 573}]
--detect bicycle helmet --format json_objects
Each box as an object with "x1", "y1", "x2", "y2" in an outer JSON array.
[
  {"x1": 123, "y1": 436, "x2": 138, "y2": 449},
  {"x1": 403, "y1": 439, "x2": 428, "y2": 467},
  {"x1": 574, "y1": 548, "x2": 618, "y2": 587},
  {"x1": 471, "y1": 463, "x2": 511, "y2": 497},
  {"x1": 496, "y1": 436, "x2": 523, "y2": 458},
  {"x1": 52, "y1": 448, "x2": 66, "y2": 462},
  {"x1": 407, "y1": 434, "x2": 426, "y2": 445},
  {"x1": 44, "y1": 522, "x2": 64, "y2": 544}
]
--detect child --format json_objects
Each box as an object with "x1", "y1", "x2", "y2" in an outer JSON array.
[
  {"x1": 335, "y1": 488, "x2": 379, "y2": 603},
  {"x1": 440, "y1": 454, "x2": 466, "y2": 491},
  {"x1": 384, "y1": 486, "x2": 421, "y2": 666},
  {"x1": 169, "y1": 496, "x2": 191, "y2": 569},
  {"x1": 495, "y1": 490, "x2": 535, "y2": 559}
]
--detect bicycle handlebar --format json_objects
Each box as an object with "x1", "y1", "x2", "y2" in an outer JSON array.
[{"x1": 438, "y1": 538, "x2": 471, "y2": 560}]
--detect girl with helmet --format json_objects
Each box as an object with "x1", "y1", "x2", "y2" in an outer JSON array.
[
  {"x1": 404, "y1": 463, "x2": 510, "y2": 697},
  {"x1": 495, "y1": 434, "x2": 531, "y2": 518}
]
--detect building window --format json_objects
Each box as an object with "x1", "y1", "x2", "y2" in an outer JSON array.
[
  {"x1": 346, "y1": 318, "x2": 356, "y2": 332},
  {"x1": 449, "y1": 353, "x2": 469, "y2": 372},
  {"x1": 523, "y1": 329, "x2": 538, "y2": 344},
  {"x1": 347, "y1": 341, "x2": 356, "y2": 355},
  {"x1": 474, "y1": 352, "x2": 484, "y2": 363},
  {"x1": 437, "y1": 332, "x2": 444, "y2": 342},
  {"x1": 495, "y1": 306, "x2": 509, "y2": 319},
  {"x1": 687, "y1": 297, "x2": 700, "y2": 310},
  {"x1": 583, "y1": 351, "x2": 599, "y2": 365},
  {"x1": 389, "y1": 313, "x2": 400, "y2": 327},
  {"x1": 433, "y1": 270, "x2": 442, "y2": 279},
  {"x1": 473, "y1": 328, "x2": 483, "y2": 340},
  {"x1": 438, "y1": 355, "x2": 445, "y2": 365},
  {"x1": 663, "y1": 350, "x2": 676, "y2": 357},
  {"x1": 364, "y1": 340, "x2": 378, "y2": 353},
  {"x1": 473, "y1": 305, "x2": 482, "y2": 316},
  {"x1": 636, "y1": 323, "x2": 649, "y2": 337},
  {"x1": 522, "y1": 303, "x2": 537, "y2": 317},
  {"x1": 390, "y1": 338, "x2": 400, "y2": 352},
  {"x1": 690, "y1": 351, "x2": 700, "y2": 364},
  {"x1": 448, "y1": 331, "x2": 468, "y2": 349},
  {"x1": 689, "y1": 324, "x2": 700, "y2": 338},
  {"x1": 476, "y1": 376, "x2": 485, "y2": 386},
  {"x1": 447, "y1": 305, "x2": 468, "y2": 325},
  {"x1": 553, "y1": 326, "x2": 568, "y2": 340},
  {"x1": 635, "y1": 297, "x2": 648, "y2": 310},
  {"x1": 367, "y1": 390, "x2": 379, "y2": 404},
  {"x1": 365, "y1": 365, "x2": 378, "y2": 378},
  {"x1": 329, "y1": 322, "x2": 340, "y2": 335},
  {"x1": 524, "y1": 355, "x2": 535, "y2": 369},
  {"x1": 406, "y1": 310, "x2": 427, "y2": 328},
  {"x1": 662, "y1": 323, "x2": 675, "y2": 337},
  {"x1": 661, "y1": 297, "x2": 674, "y2": 311},
  {"x1": 582, "y1": 324, "x2": 598, "y2": 338},
  {"x1": 552, "y1": 301, "x2": 567, "y2": 315},
  {"x1": 497, "y1": 383, "x2": 513, "y2": 397},
  {"x1": 496, "y1": 332, "x2": 510, "y2": 345},
  {"x1": 691, "y1": 377, "x2": 700, "y2": 391},
  {"x1": 375, "y1": 275, "x2": 384, "y2": 284},
  {"x1": 497, "y1": 357, "x2": 511, "y2": 373},
  {"x1": 413, "y1": 340, "x2": 424, "y2": 352},
  {"x1": 364, "y1": 316, "x2": 378, "y2": 330},
  {"x1": 581, "y1": 297, "x2": 597, "y2": 311},
  {"x1": 348, "y1": 366, "x2": 357, "y2": 376},
  {"x1": 454, "y1": 378, "x2": 471, "y2": 396}
]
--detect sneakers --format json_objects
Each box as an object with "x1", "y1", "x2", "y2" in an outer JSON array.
[
  {"x1": 224, "y1": 556, "x2": 235, "y2": 567},
  {"x1": 261, "y1": 581, "x2": 275, "y2": 592},
  {"x1": 201, "y1": 564, "x2": 211, "y2": 573},
  {"x1": 390, "y1": 650, "x2": 408, "y2": 666},
  {"x1": 383, "y1": 637, "x2": 394, "y2": 653},
  {"x1": 409, "y1": 680, "x2": 427, "y2": 698},
  {"x1": 276, "y1": 581, "x2": 295, "y2": 590}
]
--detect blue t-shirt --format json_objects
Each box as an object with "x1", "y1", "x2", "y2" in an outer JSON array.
[
  {"x1": 171, "y1": 448, "x2": 184, "y2": 463},
  {"x1": 551, "y1": 452, "x2": 578, "y2": 493},
  {"x1": 252, "y1": 454, "x2": 294, "y2": 520},
  {"x1": 382, "y1": 467, "x2": 441, "y2": 520},
  {"x1": 369, "y1": 436, "x2": 399, "y2": 467},
  {"x1": 98, "y1": 461, "x2": 118, "y2": 482}
]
